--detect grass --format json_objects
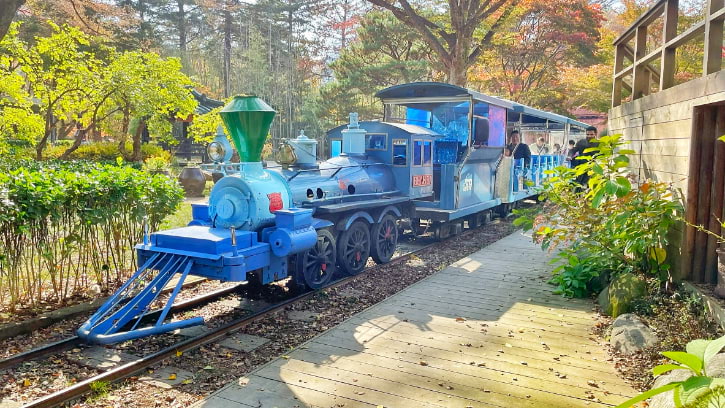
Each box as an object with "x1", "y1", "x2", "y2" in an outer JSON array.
[
  {"x1": 88, "y1": 380, "x2": 110, "y2": 401},
  {"x1": 159, "y1": 203, "x2": 193, "y2": 230}
]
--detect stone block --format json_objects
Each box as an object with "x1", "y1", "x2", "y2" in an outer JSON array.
[
  {"x1": 139, "y1": 366, "x2": 193, "y2": 389},
  {"x1": 610, "y1": 313, "x2": 659, "y2": 354},
  {"x1": 66, "y1": 347, "x2": 137, "y2": 369},
  {"x1": 218, "y1": 333, "x2": 270, "y2": 352}
]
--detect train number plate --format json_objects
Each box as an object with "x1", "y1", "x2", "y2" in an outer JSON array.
[{"x1": 412, "y1": 174, "x2": 432, "y2": 187}]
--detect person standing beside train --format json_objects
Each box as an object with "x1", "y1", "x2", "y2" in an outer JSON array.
[
  {"x1": 571, "y1": 126, "x2": 598, "y2": 187},
  {"x1": 564, "y1": 139, "x2": 576, "y2": 167}
]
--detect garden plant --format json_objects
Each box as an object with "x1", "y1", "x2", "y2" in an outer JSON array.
[
  {"x1": 616, "y1": 334, "x2": 725, "y2": 407},
  {"x1": 515, "y1": 135, "x2": 683, "y2": 297},
  {"x1": 0, "y1": 158, "x2": 183, "y2": 312}
]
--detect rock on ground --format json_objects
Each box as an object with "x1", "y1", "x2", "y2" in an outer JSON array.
[
  {"x1": 610, "y1": 313, "x2": 659, "y2": 354},
  {"x1": 599, "y1": 273, "x2": 647, "y2": 317},
  {"x1": 648, "y1": 369, "x2": 693, "y2": 408}
]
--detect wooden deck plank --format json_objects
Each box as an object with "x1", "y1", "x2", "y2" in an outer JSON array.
[
  {"x1": 329, "y1": 318, "x2": 624, "y2": 374},
  {"x1": 193, "y1": 232, "x2": 636, "y2": 408},
  {"x1": 292, "y1": 342, "x2": 621, "y2": 406},
  {"x1": 379, "y1": 296, "x2": 594, "y2": 327},
  {"x1": 313, "y1": 323, "x2": 626, "y2": 383}
]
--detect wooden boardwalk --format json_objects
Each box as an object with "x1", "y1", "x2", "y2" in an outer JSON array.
[{"x1": 193, "y1": 232, "x2": 637, "y2": 408}]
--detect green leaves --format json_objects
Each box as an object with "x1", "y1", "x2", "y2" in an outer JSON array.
[
  {"x1": 652, "y1": 364, "x2": 692, "y2": 376},
  {"x1": 662, "y1": 352, "x2": 704, "y2": 375},
  {"x1": 703, "y1": 335, "x2": 725, "y2": 369},
  {"x1": 0, "y1": 159, "x2": 183, "y2": 309},
  {"x1": 615, "y1": 382, "x2": 681, "y2": 408},
  {"x1": 620, "y1": 335, "x2": 725, "y2": 408}
]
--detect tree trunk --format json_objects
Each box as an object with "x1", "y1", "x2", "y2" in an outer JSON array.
[
  {"x1": 59, "y1": 127, "x2": 88, "y2": 160},
  {"x1": 223, "y1": 1, "x2": 232, "y2": 98},
  {"x1": 132, "y1": 120, "x2": 146, "y2": 162},
  {"x1": 176, "y1": 0, "x2": 188, "y2": 72},
  {"x1": 447, "y1": 57, "x2": 469, "y2": 87},
  {"x1": 36, "y1": 110, "x2": 54, "y2": 160},
  {"x1": 0, "y1": 0, "x2": 24, "y2": 42}
]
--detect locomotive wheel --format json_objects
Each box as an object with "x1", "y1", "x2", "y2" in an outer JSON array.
[
  {"x1": 371, "y1": 214, "x2": 398, "y2": 264},
  {"x1": 295, "y1": 229, "x2": 336, "y2": 290},
  {"x1": 337, "y1": 221, "x2": 371, "y2": 275}
]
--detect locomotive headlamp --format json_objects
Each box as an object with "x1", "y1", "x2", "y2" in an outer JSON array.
[{"x1": 207, "y1": 141, "x2": 226, "y2": 163}]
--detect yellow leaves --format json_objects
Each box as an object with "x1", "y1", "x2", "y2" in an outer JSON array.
[
  {"x1": 175, "y1": 350, "x2": 183, "y2": 357},
  {"x1": 649, "y1": 247, "x2": 667, "y2": 265},
  {"x1": 22, "y1": 378, "x2": 31, "y2": 387},
  {"x1": 168, "y1": 373, "x2": 177, "y2": 380}
]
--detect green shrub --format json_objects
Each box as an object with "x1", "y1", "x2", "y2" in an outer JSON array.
[
  {"x1": 617, "y1": 334, "x2": 725, "y2": 407},
  {"x1": 0, "y1": 159, "x2": 183, "y2": 311},
  {"x1": 515, "y1": 135, "x2": 682, "y2": 297}
]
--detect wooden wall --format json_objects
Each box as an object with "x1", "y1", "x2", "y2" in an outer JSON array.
[{"x1": 608, "y1": 70, "x2": 725, "y2": 281}]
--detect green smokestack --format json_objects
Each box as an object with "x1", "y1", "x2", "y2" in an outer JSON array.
[{"x1": 219, "y1": 95, "x2": 276, "y2": 163}]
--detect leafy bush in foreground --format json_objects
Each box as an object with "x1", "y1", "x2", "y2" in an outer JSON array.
[
  {"x1": 0, "y1": 160, "x2": 183, "y2": 311},
  {"x1": 515, "y1": 135, "x2": 682, "y2": 297}
]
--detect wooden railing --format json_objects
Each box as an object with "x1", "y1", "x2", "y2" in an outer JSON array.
[{"x1": 612, "y1": 0, "x2": 725, "y2": 107}]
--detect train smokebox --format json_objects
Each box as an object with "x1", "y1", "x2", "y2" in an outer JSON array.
[
  {"x1": 341, "y1": 112, "x2": 366, "y2": 155},
  {"x1": 219, "y1": 96, "x2": 276, "y2": 162}
]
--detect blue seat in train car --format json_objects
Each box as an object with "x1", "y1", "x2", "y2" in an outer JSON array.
[
  {"x1": 433, "y1": 139, "x2": 459, "y2": 200},
  {"x1": 512, "y1": 158, "x2": 526, "y2": 192},
  {"x1": 530, "y1": 156, "x2": 541, "y2": 187}
]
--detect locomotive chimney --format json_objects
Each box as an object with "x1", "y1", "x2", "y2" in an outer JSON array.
[
  {"x1": 219, "y1": 96, "x2": 276, "y2": 163},
  {"x1": 341, "y1": 112, "x2": 366, "y2": 155}
]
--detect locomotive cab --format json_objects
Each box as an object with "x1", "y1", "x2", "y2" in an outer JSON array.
[{"x1": 327, "y1": 121, "x2": 437, "y2": 200}]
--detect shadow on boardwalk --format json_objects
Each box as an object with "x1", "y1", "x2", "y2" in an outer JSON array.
[{"x1": 194, "y1": 232, "x2": 637, "y2": 408}]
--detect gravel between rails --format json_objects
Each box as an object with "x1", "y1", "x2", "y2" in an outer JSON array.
[{"x1": 2, "y1": 217, "x2": 518, "y2": 408}]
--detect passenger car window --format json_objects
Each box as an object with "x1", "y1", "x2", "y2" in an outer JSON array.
[
  {"x1": 393, "y1": 139, "x2": 407, "y2": 166},
  {"x1": 423, "y1": 141, "x2": 432, "y2": 165}
]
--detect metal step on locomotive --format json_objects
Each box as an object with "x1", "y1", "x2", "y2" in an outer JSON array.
[{"x1": 78, "y1": 82, "x2": 590, "y2": 344}]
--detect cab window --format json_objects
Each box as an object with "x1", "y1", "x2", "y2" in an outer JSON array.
[
  {"x1": 413, "y1": 140, "x2": 423, "y2": 166},
  {"x1": 393, "y1": 139, "x2": 407, "y2": 166},
  {"x1": 423, "y1": 141, "x2": 432, "y2": 165},
  {"x1": 365, "y1": 133, "x2": 387, "y2": 150}
]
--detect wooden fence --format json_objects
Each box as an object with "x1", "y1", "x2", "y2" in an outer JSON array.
[{"x1": 612, "y1": 0, "x2": 725, "y2": 107}]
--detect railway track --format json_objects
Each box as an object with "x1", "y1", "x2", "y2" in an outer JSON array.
[
  {"x1": 6, "y1": 234, "x2": 436, "y2": 408},
  {"x1": 0, "y1": 283, "x2": 246, "y2": 372}
]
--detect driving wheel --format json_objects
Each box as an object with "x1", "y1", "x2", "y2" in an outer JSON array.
[
  {"x1": 337, "y1": 221, "x2": 371, "y2": 275},
  {"x1": 371, "y1": 214, "x2": 398, "y2": 264}
]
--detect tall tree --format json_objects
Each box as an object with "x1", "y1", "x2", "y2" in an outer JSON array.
[
  {"x1": 364, "y1": 0, "x2": 518, "y2": 86},
  {"x1": 470, "y1": 0, "x2": 603, "y2": 112},
  {"x1": 0, "y1": 0, "x2": 24, "y2": 41}
]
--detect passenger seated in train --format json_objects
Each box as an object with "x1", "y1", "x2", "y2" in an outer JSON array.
[{"x1": 505, "y1": 130, "x2": 531, "y2": 168}]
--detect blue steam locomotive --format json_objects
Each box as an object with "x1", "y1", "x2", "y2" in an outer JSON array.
[{"x1": 78, "y1": 82, "x2": 589, "y2": 344}]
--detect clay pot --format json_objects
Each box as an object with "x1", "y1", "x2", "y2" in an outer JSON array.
[
  {"x1": 716, "y1": 249, "x2": 725, "y2": 298},
  {"x1": 178, "y1": 167, "x2": 206, "y2": 197}
]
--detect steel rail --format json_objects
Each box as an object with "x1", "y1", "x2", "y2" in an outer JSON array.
[
  {"x1": 0, "y1": 283, "x2": 246, "y2": 371},
  {"x1": 20, "y1": 240, "x2": 439, "y2": 408}
]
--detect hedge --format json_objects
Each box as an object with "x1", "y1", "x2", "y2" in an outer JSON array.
[{"x1": 0, "y1": 160, "x2": 183, "y2": 311}]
